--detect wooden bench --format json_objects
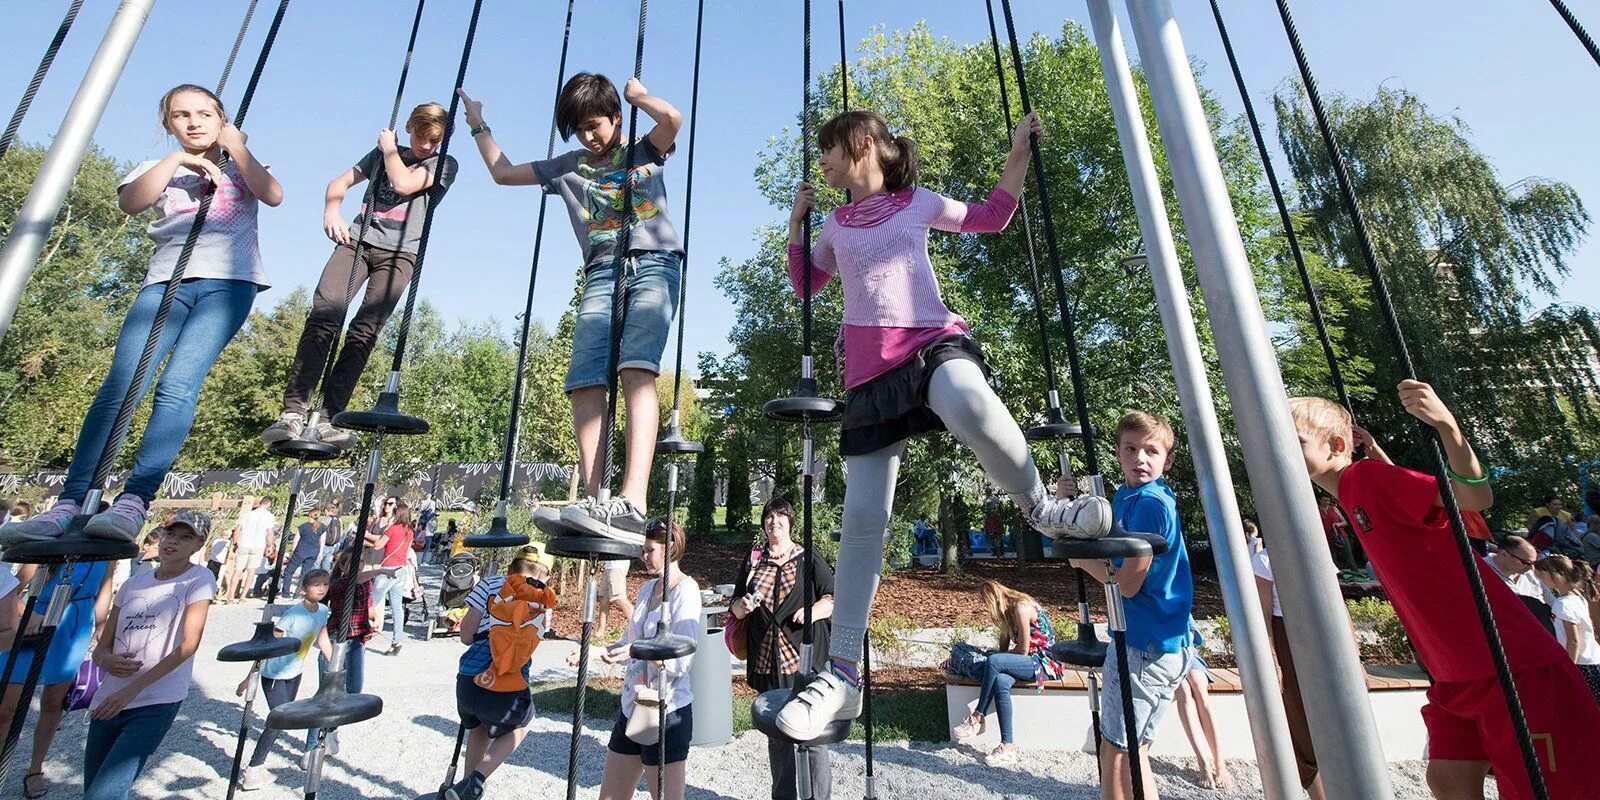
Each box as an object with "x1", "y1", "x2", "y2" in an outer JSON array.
[{"x1": 944, "y1": 662, "x2": 1430, "y2": 759}]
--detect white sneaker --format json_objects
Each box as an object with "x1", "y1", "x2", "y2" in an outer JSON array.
[
  {"x1": 559, "y1": 497, "x2": 647, "y2": 545},
  {"x1": 773, "y1": 671, "x2": 862, "y2": 741},
  {"x1": 239, "y1": 766, "x2": 269, "y2": 791},
  {"x1": 326, "y1": 729, "x2": 340, "y2": 756},
  {"x1": 1028, "y1": 493, "x2": 1111, "y2": 540},
  {"x1": 985, "y1": 746, "x2": 1019, "y2": 767}
]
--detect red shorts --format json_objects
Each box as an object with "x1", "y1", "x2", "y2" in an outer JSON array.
[{"x1": 1423, "y1": 662, "x2": 1600, "y2": 800}]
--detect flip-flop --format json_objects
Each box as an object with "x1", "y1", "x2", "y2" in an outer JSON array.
[{"x1": 23, "y1": 771, "x2": 45, "y2": 799}]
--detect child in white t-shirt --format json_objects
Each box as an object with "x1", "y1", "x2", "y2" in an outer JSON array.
[
  {"x1": 1534, "y1": 554, "x2": 1600, "y2": 703},
  {"x1": 86, "y1": 510, "x2": 217, "y2": 799}
]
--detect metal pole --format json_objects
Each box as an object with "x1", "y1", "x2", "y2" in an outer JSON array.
[
  {"x1": 1083, "y1": 3, "x2": 1297, "y2": 797},
  {"x1": 0, "y1": 0, "x2": 156, "y2": 345},
  {"x1": 1119, "y1": 2, "x2": 1391, "y2": 797}
]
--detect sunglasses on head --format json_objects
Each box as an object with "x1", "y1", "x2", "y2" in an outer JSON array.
[{"x1": 646, "y1": 519, "x2": 667, "y2": 534}]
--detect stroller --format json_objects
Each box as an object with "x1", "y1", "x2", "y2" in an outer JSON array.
[{"x1": 435, "y1": 551, "x2": 482, "y2": 636}]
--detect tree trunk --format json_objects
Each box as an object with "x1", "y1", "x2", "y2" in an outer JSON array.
[{"x1": 939, "y1": 491, "x2": 961, "y2": 575}]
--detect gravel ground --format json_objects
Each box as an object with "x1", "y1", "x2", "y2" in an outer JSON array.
[{"x1": 6, "y1": 566, "x2": 1458, "y2": 799}]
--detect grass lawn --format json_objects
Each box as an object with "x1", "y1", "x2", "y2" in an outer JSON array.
[{"x1": 532, "y1": 681, "x2": 948, "y2": 744}]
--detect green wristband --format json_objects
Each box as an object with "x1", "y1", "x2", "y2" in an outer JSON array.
[
  {"x1": 470, "y1": 123, "x2": 491, "y2": 137},
  {"x1": 1445, "y1": 467, "x2": 1489, "y2": 486}
]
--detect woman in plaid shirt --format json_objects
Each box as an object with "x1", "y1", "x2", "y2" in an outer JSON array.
[{"x1": 731, "y1": 498, "x2": 836, "y2": 800}]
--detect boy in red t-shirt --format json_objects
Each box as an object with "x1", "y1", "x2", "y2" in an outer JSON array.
[{"x1": 1290, "y1": 381, "x2": 1600, "y2": 800}]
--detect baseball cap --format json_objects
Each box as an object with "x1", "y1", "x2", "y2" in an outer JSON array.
[
  {"x1": 165, "y1": 510, "x2": 212, "y2": 539},
  {"x1": 510, "y1": 543, "x2": 554, "y2": 570}
]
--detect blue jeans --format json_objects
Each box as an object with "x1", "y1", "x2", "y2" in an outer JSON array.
[
  {"x1": 307, "y1": 639, "x2": 365, "y2": 747},
  {"x1": 974, "y1": 653, "x2": 1038, "y2": 744},
  {"x1": 281, "y1": 551, "x2": 318, "y2": 595},
  {"x1": 82, "y1": 701, "x2": 181, "y2": 800},
  {"x1": 372, "y1": 569, "x2": 410, "y2": 648},
  {"x1": 564, "y1": 251, "x2": 681, "y2": 392},
  {"x1": 62, "y1": 280, "x2": 256, "y2": 504}
]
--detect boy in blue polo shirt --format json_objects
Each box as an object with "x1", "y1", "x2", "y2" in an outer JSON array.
[{"x1": 1072, "y1": 410, "x2": 1193, "y2": 800}]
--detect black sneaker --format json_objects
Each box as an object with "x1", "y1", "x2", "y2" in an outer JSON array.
[
  {"x1": 559, "y1": 497, "x2": 647, "y2": 544},
  {"x1": 444, "y1": 772, "x2": 485, "y2": 800}
]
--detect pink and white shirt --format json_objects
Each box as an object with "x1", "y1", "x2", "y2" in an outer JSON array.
[
  {"x1": 788, "y1": 186, "x2": 1018, "y2": 388},
  {"x1": 120, "y1": 158, "x2": 268, "y2": 289}
]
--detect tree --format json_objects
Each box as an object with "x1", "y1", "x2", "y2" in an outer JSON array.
[
  {"x1": 725, "y1": 430, "x2": 753, "y2": 541},
  {"x1": 1276, "y1": 85, "x2": 1597, "y2": 519},
  {"x1": 686, "y1": 438, "x2": 717, "y2": 534}
]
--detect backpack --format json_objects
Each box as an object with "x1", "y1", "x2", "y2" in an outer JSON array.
[
  {"x1": 441, "y1": 553, "x2": 481, "y2": 609},
  {"x1": 944, "y1": 641, "x2": 989, "y2": 681},
  {"x1": 474, "y1": 575, "x2": 558, "y2": 692}
]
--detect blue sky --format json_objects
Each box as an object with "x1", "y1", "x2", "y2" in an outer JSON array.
[{"x1": 3, "y1": 0, "x2": 1596, "y2": 368}]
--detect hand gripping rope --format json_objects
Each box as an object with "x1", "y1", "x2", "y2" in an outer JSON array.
[
  {"x1": 0, "y1": 1, "x2": 294, "y2": 790},
  {"x1": 0, "y1": 0, "x2": 86, "y2": 163},
  {"x1": 1275, "y1": 1, "x2": 1549, "y2": 797},
  {"x1": 264, "y1": 7, "x2": 487, "y2": 800}
]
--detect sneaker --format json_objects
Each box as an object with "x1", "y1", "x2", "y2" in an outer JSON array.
[
  {"x1": 260, "y1": 411, "x2": 305, "y2": 444},
  {"x1": 0, "y1": 501, "x2": 79, "y2": 547},
  {"x1": 952, "y1": 715, "x2": 986, "y2": 743},
  {"x1": 313, "y1": 422, "x2": 356, "y2": 451},
  {"x1": 326, "y1": 729, "x2": 339, "y2": 756},
  {"x1": 985, "y1": 746, "x2": 1019, "y2": 767},
  {"x1": 444, "y1": 772, "x2": 485, "y2": 800},
  {"x1": 1014, "y1": 482, "x2": 1109, "y2": 540},
  {"x1": 239, "y1": 766, "x2": 269, "y2": 791},
  {"x1": 83, "y1": 495, "x2": 147, "y2": 542},
  {"x1": 773, "y1": 671, "x2": 862, "y2": 741},
  {"x1": 559, "y1": 497, "x2": 647, "y2": 544}
]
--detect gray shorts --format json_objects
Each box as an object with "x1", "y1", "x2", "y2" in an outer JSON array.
[{"x1": 1099, "y1": 644, "x2": 1190, "y2": 750}]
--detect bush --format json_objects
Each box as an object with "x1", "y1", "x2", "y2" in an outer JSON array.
[
  {"x1": 866, "y1": 614, "x2": 919, "y2": 667},
  {"x1": 1346, "y1": 597, "x2": 1412, "y2": 663}
]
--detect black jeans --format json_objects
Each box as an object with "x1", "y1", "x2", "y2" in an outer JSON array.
[
  {"x1": 282, "y1": 244, "x2": 416, "y2": 416},
  {"x1": 249, "y1": 675, "x2": 303, "y2": 767}
]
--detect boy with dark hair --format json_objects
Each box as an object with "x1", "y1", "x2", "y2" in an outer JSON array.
[
  {"x1": 1290, "y1": 381, "x2": 1600, "y2": 800},
  {"x1": 262, "y1": 103, "x2": 460, "y2": 451},
  {"x1": 1072, "y1": 410, "x2": 1193, "y2": 800},
  {"x1": 457, "y1": 72, "x2": 684, "y2": 545},
  {"x1": 448, "y1": 545, "x2": 557, "y2": 800}
]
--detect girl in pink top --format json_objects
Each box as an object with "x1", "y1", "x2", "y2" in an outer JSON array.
[{"x1": 771, "y1": 111, "x2": 1110, "y2": 742}]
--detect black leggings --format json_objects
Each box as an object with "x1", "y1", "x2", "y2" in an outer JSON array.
[{"x1": 248, "y1": 675, "x2": 303, "y2": 767}]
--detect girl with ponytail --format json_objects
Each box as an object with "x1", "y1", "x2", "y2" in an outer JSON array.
[
  {"x1": 1534, "y1": 554, "x2": 1600, "y2": 701},
  {"x1": 772, "y1": 110, "x2": 1110, "y2": 741}
]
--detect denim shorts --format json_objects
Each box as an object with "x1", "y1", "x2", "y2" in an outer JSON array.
[
  {"x1": 1099, "y1": 645, "x2": 1190, "y2": 750},
  {"x1": 565, "y1": 250, "x2": 682, "y2": 393}
]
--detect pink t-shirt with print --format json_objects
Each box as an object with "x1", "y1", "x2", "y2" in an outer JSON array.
[
  {"x1": 95, "y1": 564, "x2": 216, "y2": 712},
  {"x1": 118, "y1": 158, "x2": 269, "y2": 289},
  {"x1": 788, "y1": 186, "x2": 1018, "y2": 388}
]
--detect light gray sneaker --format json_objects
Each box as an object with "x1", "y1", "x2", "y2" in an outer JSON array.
[
  {"x1": 0, "y1": 501, "x2": 79, "y2": 547},
  {"x1": 239, "y1": 766, "x2": 270, "y2": 791},
  {"x1": 559, "y1": 497, "x2": 647, "y2": 544},
  {"x1": 773, "y1": 671, "x2": 862, "y2": 742},
  {"x1": 83, "y1": 494, "x2": 147, "y2": 542},
  {"x1": 260, "y1": 411, "x2": 305, "y2": 444},
  {"x1": 314, "y1": 422, "x2": 356, "y2": 451}
]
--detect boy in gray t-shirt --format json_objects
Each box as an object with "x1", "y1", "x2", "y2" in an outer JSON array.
[
  {"x1": 262, "y1": 103, "x2": 459, "y2": 452},
  {"x1": 459, "y1": 73, "x2": 684, "y2": 543}
]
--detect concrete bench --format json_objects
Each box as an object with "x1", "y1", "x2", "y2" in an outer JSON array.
[{"x1": 944, "y1": 663, "x2": 1429, "y2": 760}]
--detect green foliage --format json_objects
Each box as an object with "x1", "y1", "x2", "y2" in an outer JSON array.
[
  {"x1": 686, "y1": 439, "x2": 718, "y2": 534},
  {"x1": 1346, "y1": 596, "x2": 1412, "y2": 664},
  {"x1": 725, "y1": 432, "x2": 753, "y2": 541},
  {"x1": 866, "y1": 613, "x2": 920, "y2": 666}
]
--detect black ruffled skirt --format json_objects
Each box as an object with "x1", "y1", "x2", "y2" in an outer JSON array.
[{"x1": 839, "y1": 335, "x2": 991, "y2": 456}]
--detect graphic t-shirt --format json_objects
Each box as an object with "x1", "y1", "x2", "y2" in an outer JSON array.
[
  {"x1": 261, "y1": 602, "x2": 330, "y2": 679},
  {"x1": 1338, "y1": 458, "x2": 1569, "y2": 681},
  {"x1": 535, "y1": 137, "x2": 681, "y2": 267},
  {"x1": 96, "y1": 564, "x2": 216, "y2": 712},
  {"x1": 1110, "y1": 479, "x2": 1194, "y2": 654},
  {"x1": 349, "y1": 147, "x2": 459, "y2": 253},
  {"x1": 236, "y1": 507, "x2": 276, "y2": 551},
  {"x1": 119, "y1": 158, "x2": 267, "y2": 288},
  {"x1": 1550, "y1": 594, "x2": 1600, "y2": 666}
]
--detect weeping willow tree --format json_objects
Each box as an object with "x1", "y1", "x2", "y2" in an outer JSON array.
[{"x1": 1276, "y1": 85, "x2": 1598, "y2": 515}]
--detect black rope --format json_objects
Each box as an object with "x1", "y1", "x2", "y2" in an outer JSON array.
[
  {"x1": 87, "y1": 0, "x2": 292, "y2": 493},
  {"x1": 381, "y1": 0, "x2": 485, "y2": 371},
  {"x1": 492, "y1": 0, "x2": 576, "y2": 507},
  {"x1": 1274, "y1": 2, "x2": 1548, "y2": 797},
  {"x1": 660, "y1": 0, "x2": 706, "y2": 421},
  {"x1": 0, "y1": 0, "x2": 84, "y2": 163},
  {"x1": 996, "y1": 0, "x2": 1098, "y2": 477},
  {"x1": 800, "y1": 0, "x2": 816, "y2": 366},
  {"x1": 1549, "y1": 0, "x2": 1600, "y2": 68},
  {"x1": 1207, "y1": 0, "x2": 1352, "y2": 416},
  {"x1": 981, "y1": 0, "x2": 1064, "y2": 428},
  {"x1": 306, "y1": 0, "x2": 429, "y2": 423},
  {"x1": 214, "y1": 0, "x2": 261, "y2": 99}
]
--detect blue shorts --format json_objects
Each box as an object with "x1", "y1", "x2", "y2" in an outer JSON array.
[
  {"x1": 1099, "y1": 645, "x2": 1190, "y2": 750},
  {"x1": 565, "y1": 250, "x2": 682, "y2": 393}
]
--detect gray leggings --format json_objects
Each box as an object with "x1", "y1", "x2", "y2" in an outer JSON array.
[{"x1": 829, "y1": 358, "x2": 1042, "y2": 661}]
